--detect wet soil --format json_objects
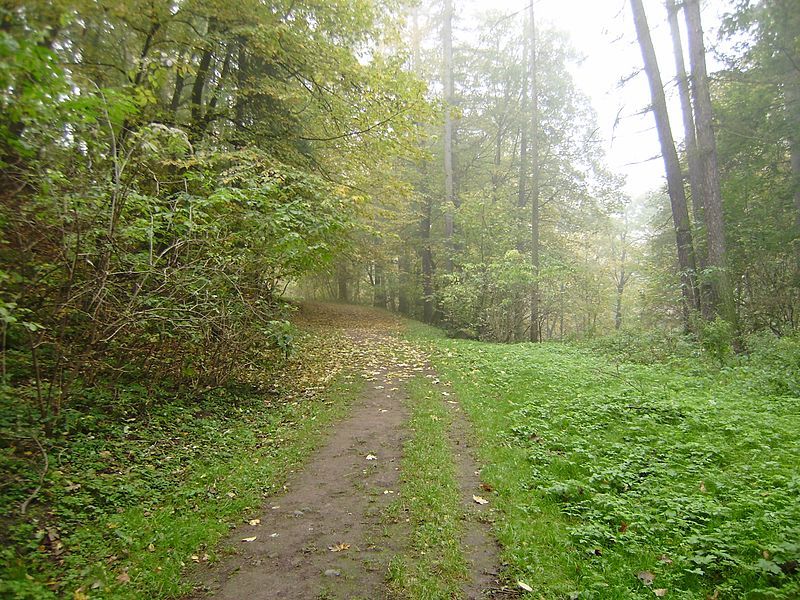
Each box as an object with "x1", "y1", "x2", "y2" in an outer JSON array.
[{"x1": 187, "y1": 303, "x2": 502, "y2": 599}]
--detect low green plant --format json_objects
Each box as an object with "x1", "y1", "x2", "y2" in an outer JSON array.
[
  {"x1": 387, "y1": 377, "x2": 467, "y2": 598},
  {"x1": 413, "y1": 332, "x2": 800, "y2": 599},
  {"x1": 0, "y1": 340, "x2": 360, "y2": 599}
]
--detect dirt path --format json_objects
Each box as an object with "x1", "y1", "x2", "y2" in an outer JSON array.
[{"x1": 188, "y1": 304, "x2": 501, "y2": 599}]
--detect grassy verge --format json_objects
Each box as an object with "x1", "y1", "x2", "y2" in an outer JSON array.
[
  {"x1": 406, "y1": 324, "x2": 800, "y2": 600},
  {"x1": 1, "y1": 332, "x2": 362, "y2": 599},
  {"x1": 387, "y1": 376, "x2": 467, "y2": 599}
]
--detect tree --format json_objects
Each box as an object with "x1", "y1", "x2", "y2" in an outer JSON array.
[
  {"x1": 683, "y1": 0, "x2": 735, "y2": 323},
  {"x1": 442, "y1": 0, "x2": 457, "y2": 272},
  {"x1": 629, "y1": 0, "x2": 700, "y2": 326}
]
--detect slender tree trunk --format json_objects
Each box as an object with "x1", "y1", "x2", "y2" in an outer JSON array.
[
  {"x1": 337, "y1": 264, "x2": 349, "y2": 303},
  {"x1": 398, "y1": 252, "x2": 410, "y2": 315},
  {"x1": 785, "y1": 65, "x2": 800, "y2": 256},
  {"x1": 373, "y1": 263, "x2": 387, "y2": 308},
  {"x1": 412, "y1": 7, "x2": 435, "y2": 323},
  {"x1": 528, "y1": 3, "x2": 541, "y2": 343},
  {"x1": 443, "y1": 0, "x2": 456, "y2": 272},
  {"x1": 666, "y1": 0, "x2": 705, "y2": 230},
  {"x1": 421, "y1": 199, "x2": 435, "y2": 323},
  {"x1": 630, "y1": 0, "x2": 700, "y2": 327},
  {"x1": 513, "y1": 13, "x2": 530, "y2": 342},
  {"x1": 614, "y1": 227, "x2": 629, "y2": 330},
  {"x1": 667, "y1": 0, "x2": 712, "y2": 318},
  {"x1": 518, "y1": 16, "x2": 529, "y2": 212},
  {"x1": 683, "y1": 0, "x2": 734, "y2": 324}
]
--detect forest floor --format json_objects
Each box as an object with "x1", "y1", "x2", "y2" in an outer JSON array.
[
  {"x1": 3, "y1": 303, "x2": 798, "y2": 599},
  {"x1": 187, "y1": 303, "x2": 504, "y2": 599}
]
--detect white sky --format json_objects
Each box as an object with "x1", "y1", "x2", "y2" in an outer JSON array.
[{"x1": 460, "y1": 0, "x2": 731, "y2": 199}]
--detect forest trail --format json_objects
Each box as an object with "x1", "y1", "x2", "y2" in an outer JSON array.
[{"x1": 188, "y1": 303, "x2": 501, "y2": 599}]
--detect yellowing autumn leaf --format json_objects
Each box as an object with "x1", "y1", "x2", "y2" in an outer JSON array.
[
  {"x1": 248, "y1": 518, "x2": 261, "y2": 526},
  {"x1": 472, "y1": 494, "x2": 489, "y2": 505},
  {"x1": 328, "y1": 543, "x2": 350, "y2": 552},
  {"x1": 654, "y1": 589, "x2": 667, "y2": 597}
]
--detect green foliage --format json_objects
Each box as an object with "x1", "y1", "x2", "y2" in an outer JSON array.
[
  {"x1": 0, "y1": 0, "x2": 420, "y2": 426},
  {"x1": 387, "y1": 377, "x2": 467, "y2": 598},
  {"x1": 418, "y1": 332, "x2": 800, "y2": 599},
  {"x1": 0, "y1": 331, "x2": 360, "y2": 599},
  {"x1": 699, "y1": 317, "x2": 736, "y2": 365}
]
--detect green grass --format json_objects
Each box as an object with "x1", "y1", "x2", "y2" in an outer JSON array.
[
  {"x1": 407, "y1": 330, "x2": 800, "y2": 600},
  {"x1": 1, "y1": 344, "x2": 361, "y2": 599},
  {"x1": 387, "y1": 377, "x2": 467, "y2": 599}
]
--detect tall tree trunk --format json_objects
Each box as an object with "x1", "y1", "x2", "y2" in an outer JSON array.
[
  {"x1": 528, "y1": 3, "x2": 541, "y2": 343},
  {"x1": 666, "y1": 0, "x2": 705, "y2": 231},
  {"x1": 421, "y1": 199, "x2": 435, "y2": 323},
  {"x1": 412, "y1": 8, "x2": 435, "y2": 323},
  {"x1": 789, "y1": 77, "x2": 800, "y2": 244},
  {"x1": 398, "y1": 252, "x2": 410, "y2": 315},
  {"x1": 667, "y1": 0, "x2": 712, "y2": 318},
  {"x1": 683, "y1": 0, "x2": 734, "y2": 323},
  {"x1": 337, "y1": 264, "x2": 349, "y2": 303},
  {"x1": 442, "y1": 0, "x2": 456, "y2": 272},
  {"x1": 373, "y1": 263, "x2": 387, "y2": 308},
  {"x1": 518, "y1": 15, "x2": 529, "y2": 212},
  {"x1": 513, "y1": 13, "x2": 530, "y2": 342},
  {"x1": 630, "y1": 0, "x2": 700, "y2": 327}
]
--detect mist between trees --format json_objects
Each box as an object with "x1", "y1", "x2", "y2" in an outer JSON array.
[{"x1": 1, "y1": 0, "x2": 799, "y2": 426}]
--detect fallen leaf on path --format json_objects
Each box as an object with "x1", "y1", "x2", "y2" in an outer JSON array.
[
  {"x1": 248, "y1": 518, "x2": 261, "y2": 526},
  {"x1": 241, "y1": 536, "x2": 257, "y2": 543},
  {"x1": 365, "y1": 454, "x2": 377, "y2": 460},
  {"x1": 517, "y1": 581, "x2": 533, "y2": 592},
  {"x1": 637, "y1": 571, "x2": 655, "y2": 585},
  {"x1": 472, "y1": 494, "x2": 489, "y2": 505},
  {"x1": 328, "y1": 543, "x2": 350, "y2": 552}
]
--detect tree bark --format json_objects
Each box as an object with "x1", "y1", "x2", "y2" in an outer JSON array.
[
  {"x1": 666, "y1": 0, "x2": 704, "y2": 231},
  {"x1": 518, "y1": 16, "x2": 529, "y2": 211},
  {"x1": 421, "y1": 199, "x2": 435, "y2": 323},
  {"x1": 630, "y1": 0, "x2": 700, "y2": 326},
  {"x1": 442, "y1": 0, "x2": 456, "y2": 272},
  {"x1": 683, "y1": 0, "x2": 734, "y2": 322},
  {"x1": 337, "y1": 263, "x2": 349, "y2": 303},
  {"x1": 528, "y1": 3, "x2": 541, "y2": 342},
  {"x1": 667, "y1": 0, "x2": 713, "y2": 318}
]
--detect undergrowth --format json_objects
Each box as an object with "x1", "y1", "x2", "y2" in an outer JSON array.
[
  {"x1": 407, "y1": 323, "x2": 800, "y2": 599},
  {"x1": 387, "y1": 376, "x2": 467, "y2": 598},
  {"x1": 0, "y1": 330, "x2": 361, "y2": 599}
]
